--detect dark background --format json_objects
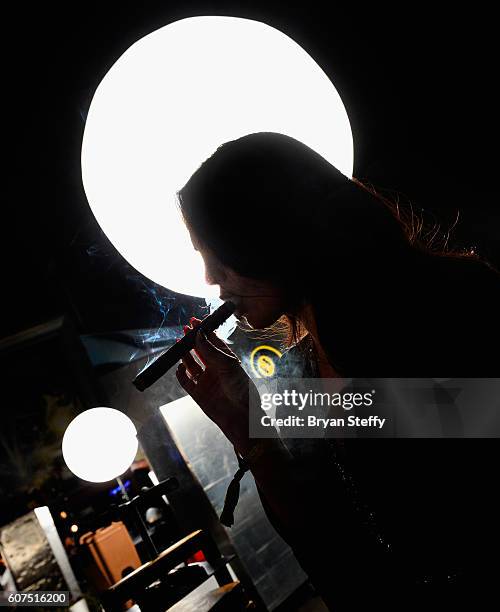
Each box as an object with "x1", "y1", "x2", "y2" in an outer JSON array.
[
  {"x1": 5, "y1": 0, "x2": 499, "y2": 341},
  {"x1": 1, "y1": 0, "x2": 498, "y2": 584}
]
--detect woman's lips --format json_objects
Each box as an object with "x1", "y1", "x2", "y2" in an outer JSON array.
[
  {"x1": 220, "y1": 295, "x2": 243, "y2": 314},
  {"x1": 220, "y1": 293, "x2": 236, "y2": 304}
]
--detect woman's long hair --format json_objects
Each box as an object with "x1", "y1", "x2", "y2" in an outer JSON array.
[{"x1": 177, "y1": 132, "x2": 499, "y2": 376}]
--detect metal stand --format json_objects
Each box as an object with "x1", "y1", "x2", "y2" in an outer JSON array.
[{"x1": 117, "y1": 477, "x2": 179, "y2": 561}]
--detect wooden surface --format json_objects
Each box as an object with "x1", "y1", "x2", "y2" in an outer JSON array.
[
  {"x1": 103, "y1": 530, "x2": 205, "y2": 608},
  {"x1": 166, "y1": 581, "x2": 244, "y2": 612}
]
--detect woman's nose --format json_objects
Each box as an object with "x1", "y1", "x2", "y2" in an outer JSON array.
[{"x1": 205, "y1": 265, "x2": 226, "y2": 286}]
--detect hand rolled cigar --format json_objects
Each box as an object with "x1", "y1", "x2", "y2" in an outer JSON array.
[{"x1": 133, "y1": 300, "x2": 236, "y2": 391}]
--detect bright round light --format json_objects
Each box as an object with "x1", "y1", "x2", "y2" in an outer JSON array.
[
  {"x1": 81, "y1": 16, "x2": 353, "y2": 297},
  {"x1": 62, "y1": 408, "x2": 138, "y2": 483}
]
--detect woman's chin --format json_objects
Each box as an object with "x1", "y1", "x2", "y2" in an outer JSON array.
[
  {"x1": 239, "y1": 312, "x2": 272, "y2": 329},
  {"x1": 237, "y1": 313, "x2": 252, "y2": 327},
  {"x1": 237, "y1": 312, "x2": 256, "y2": 328}
]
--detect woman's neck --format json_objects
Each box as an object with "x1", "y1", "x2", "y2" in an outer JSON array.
[
  {"x1": 298, "y1": 302, "x2": 319, "y2": 343},
  {"x1": 298, "y1": 303, "x2": 340, "y2": 377}
]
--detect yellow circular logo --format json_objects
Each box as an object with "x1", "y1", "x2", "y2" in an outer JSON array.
[{"x1": 250, "y1": 345, "x2": 283, "y2": 378}]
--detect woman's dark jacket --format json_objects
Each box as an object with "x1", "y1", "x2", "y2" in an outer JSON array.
[{"x1": 255, "y1": 260, "x2": 500, "y2": 610}]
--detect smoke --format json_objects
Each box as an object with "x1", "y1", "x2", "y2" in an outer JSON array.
[
  {"x1": 83, "y1": 239, "x2": 240, "y2": 366},
  {"x1": 129, "y1": 278, "x2": 178, "y2": 366}
]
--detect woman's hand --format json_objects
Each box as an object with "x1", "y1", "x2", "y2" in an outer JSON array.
[{"x1": 175, "y1": 317, "x2": 258, "y2": 455}]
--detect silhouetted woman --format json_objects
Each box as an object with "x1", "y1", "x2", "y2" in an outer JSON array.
[{"x1": 174, "y1": 132, "x2": 500, "y2": 610}]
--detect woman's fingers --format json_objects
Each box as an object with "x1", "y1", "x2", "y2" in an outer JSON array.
[
  {"x1": 189, "y1": 318, "x2": 207, "y2": 366},
  {"x1": 181, "y1": 326, "x2": 204, "y2": 377},
  {"x1": 195, "y1": 331, "x2": 239, "y2": 368},
  {"x1": 207, "y1": 330, "x2": 238, "y2": 358},
  {"x1": 176, "y1": 362, "x2": 198, "y2": 395},
  {"x1": 181, "y1": 350, "x2": 204, "y2": 380},
  {"x1": 190, "y1": 316, "x2": 238, "y2": 359}
]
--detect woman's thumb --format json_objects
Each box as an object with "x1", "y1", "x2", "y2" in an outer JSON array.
[{"x1": 195, "y1": 330, "x2": 238, "y2": 366}]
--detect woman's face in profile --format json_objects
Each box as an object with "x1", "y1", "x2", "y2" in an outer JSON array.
[{"x1": 190, "y1": 231, "x2": 287, "y2": 329}]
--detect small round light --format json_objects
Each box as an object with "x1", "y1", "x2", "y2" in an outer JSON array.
[
  {"x1": 60, "y1": 511, "x2": 68, "y2": 519},
  {"x1": 62, "y1": 408, "x2": 138, "y2": 483},
  {"x1": 70, "y1": 524, "x2": 79, "y2": 533}
]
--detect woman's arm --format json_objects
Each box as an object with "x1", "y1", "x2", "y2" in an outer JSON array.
[
  {"x1": 234, "y1": 436, "x2": 334, "y2": 538},
  {"x1": 243, "y1": 437, "x2": 395, "y2": 610},
  {"x1": 174, "y1": 323, "x2": 372, "y2": 542},
  {"x1": 174, "y1": 324, "x2": 398, "y2": 607},
  {"x1": 174, "y1": 322, "x2": 333, "y2": 535}
]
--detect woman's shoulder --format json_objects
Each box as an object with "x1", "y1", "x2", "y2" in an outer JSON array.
[
  {"x1": 398, "y1": 254, "x2": 500, "y2": 375},
  {"x1": 430, "y1": 256, "x2": 500, "y2": 331}
]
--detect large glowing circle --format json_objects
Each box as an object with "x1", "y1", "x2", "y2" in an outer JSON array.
[
  {"x1": 81, "y1": 16, "x2": 353, "y2": 297},
  {"x1": 62, "y1": 407, "x2": 138, "y2": 483}
]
